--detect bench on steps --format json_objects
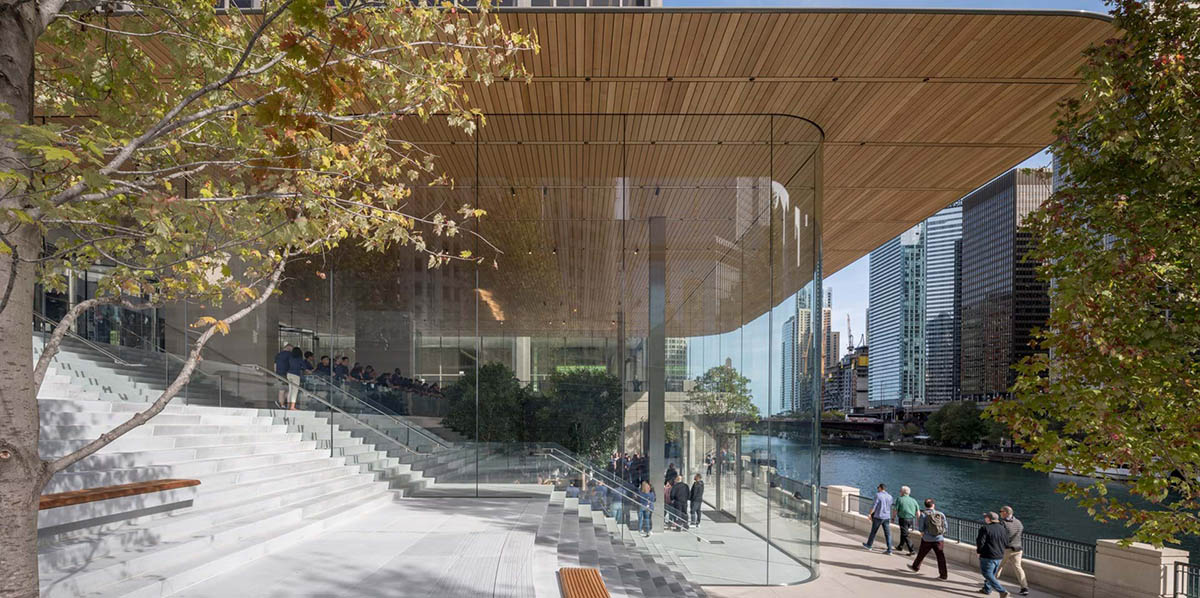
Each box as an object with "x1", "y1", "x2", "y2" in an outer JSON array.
[
  {"x1": 559, "y1": 567, "x2": 610, "y2": 598},
  {"x1": 38, "y1": 479, "x2": 201, "y2": 537}
]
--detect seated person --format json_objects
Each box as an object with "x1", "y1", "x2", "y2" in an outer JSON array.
[{"x1": 314, "y1": 355, "x2": 332, "y2": 377}]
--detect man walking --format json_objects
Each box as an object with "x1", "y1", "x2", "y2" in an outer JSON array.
[
  {"x1": 976, "y1": 511, "x2": 1010, "y2": 597},
  {"x1": 996, "y1": 505, "x2": 1029, "y2": 596},
  {"x1": 861, "y1": 483, "x2": 894, "y2": 555},
  {"x1": 895, "y1": 485, "x2": 920, "y2": 556},
  {"x1": 689, "y1": 474, "x2": 705, "y2": 527},
  {"x1": 273, "y1": 343, "x2": 293, "y2": 407},
  {"x1": 907, "y1": 498, "x2": 948, "y2": 580},
  {"x1": 669, "y1": 474, "x2": 690, "y2": 530}
]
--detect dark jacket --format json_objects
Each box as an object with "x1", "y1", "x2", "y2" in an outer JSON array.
[
  {"x1": 1001, "y1": 516, "x2": 1024, "y2": 552},
  {"x1": 286, "y1": 356, "x2": 308, "y2": 377},
  {"x1": 669, "y1": 481, "x2": 690, "y2": 506},
  {"x1": 664, "y1": 468, "x2": 678, "y2": 486},
  {"x1": 274, "y1": 350, "x2": 291, "y2": 376},
  {"x1": 689, "y1": 481, "x2": 704, "y2": 504},
  {"x1": 976, "y1": 522, "x2": 1008, "y2": 559}
]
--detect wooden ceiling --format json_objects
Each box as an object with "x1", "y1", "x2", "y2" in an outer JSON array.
[{"x1": 375, "y1": 9, "x2": 1114, "y2": 336}]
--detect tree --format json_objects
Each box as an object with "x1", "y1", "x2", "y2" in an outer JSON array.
[
  {"x1": 443, "y1": 362, "x2": 527, "y2": 443},
  {"x1": 685, "y1": 364, "x2": 760, "y2": 443},
  {"x1": 988, "y1": 0, "x2": 1200, "y2": 547},
  {"x1": 539, "y1": 369, "x2": 622, "y2": 459},
  {"x1": 0, "y1": 1, "x2": 535, "y2": 593},
  {"x1": 927, "y1": 401, "x2": 992, "y2": 448}
]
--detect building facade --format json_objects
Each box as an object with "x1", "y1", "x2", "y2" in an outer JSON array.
[
  {"x1": 960, "y1": 169, "x2": 1052, "y2": 401},
  {"x1": 867, "y1": 225, "x2": 925, "y2": 406},
  {"x1": 924, "y1": 200, "x2": 963, "y2": 404}
]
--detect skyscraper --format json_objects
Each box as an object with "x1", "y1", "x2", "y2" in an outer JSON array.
[
  {"x1": 781, "y1": 313, "x2": 797, "y2": 412},
  {"x1": 821, "y1": 289, "x2": 833, "y2": 374},
  {"x1": 960, "y1": 169, "x2": 1052, "y2": 401},
  {"x1": 867, "y1": 225, "x2": 925, "y2": 406},
  {"x1": 924, "y1": 200, "x2": 963, "y2": 404}
]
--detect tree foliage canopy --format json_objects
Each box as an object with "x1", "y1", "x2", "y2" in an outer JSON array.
[
  {"x1": 928, "y1": 401, "x2": 1002, "y2": 448},
  {"x1": 685, "y1": 364, "x2": 759, "y2": 435},
  {"x1": 986, "y1": 0, "x2": 1200, "y2": 546}
]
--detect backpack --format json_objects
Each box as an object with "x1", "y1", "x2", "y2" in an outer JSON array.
[{"x1": 924, "y1": 511, "x2": 947, "y2": 536}]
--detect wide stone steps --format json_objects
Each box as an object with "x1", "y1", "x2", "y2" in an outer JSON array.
[{"x1": 537, "y1": 492, "x2": 707, "y2": 598}]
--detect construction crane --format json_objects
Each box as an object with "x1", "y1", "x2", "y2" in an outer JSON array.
[{"x1": 846, "y1": 314, "x2": 854, "y2": 353}]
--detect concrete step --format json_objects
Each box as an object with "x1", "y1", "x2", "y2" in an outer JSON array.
[{"x1": 62, "y1": 438, "x2": 321, "y2": 473}]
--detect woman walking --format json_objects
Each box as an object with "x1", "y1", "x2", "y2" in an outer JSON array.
[{"x1": 285, "y1": 346, "x2": 308, "y2": 410}]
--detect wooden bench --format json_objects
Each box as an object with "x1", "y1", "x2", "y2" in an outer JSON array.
[
  {"x1": 38, "y1": 479, "x2": 201, "y2": 537},
  {"x1": 559, "y1": 567, "x2": 610, "y2": 598},
  {"x1": 39, "y1": 479, "x2": 201, "y2": 510}
]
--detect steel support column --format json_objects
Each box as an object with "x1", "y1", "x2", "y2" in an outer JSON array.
[{"x1": 648, "y1": 215, "x2": 666, "y2": 529}]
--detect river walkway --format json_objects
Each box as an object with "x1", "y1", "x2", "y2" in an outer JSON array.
[{"x1": 705, "y1": 521, "x2": 1060, "y2": 598}]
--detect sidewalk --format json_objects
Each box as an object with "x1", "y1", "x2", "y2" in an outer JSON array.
[{"x1": 703, "y1": 521, "x2": 1060, "y2": 598}]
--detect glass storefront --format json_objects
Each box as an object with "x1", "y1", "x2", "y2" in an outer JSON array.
[{"x1": 39, "y1": 113, "x2": 823, "y2": 584}]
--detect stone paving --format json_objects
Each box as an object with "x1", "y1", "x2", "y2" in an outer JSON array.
[{"x1": 704, "y1": 521, "x2": 1062, "y2": 598}]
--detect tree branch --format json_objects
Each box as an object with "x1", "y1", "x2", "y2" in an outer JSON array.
[{"x1": 38, "y1": 257, "x2": 288, "y2": 483}]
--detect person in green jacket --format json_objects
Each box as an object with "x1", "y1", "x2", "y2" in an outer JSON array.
[{"x1": 895, "y1": 485, "x2": 921, "y2": 556}]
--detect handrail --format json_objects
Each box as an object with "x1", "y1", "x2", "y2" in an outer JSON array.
[
  {"x1": 242, "y1": 364, "x2": 427, "y2": 456},
  {"x1": 242, "y1": 364, "x2": 449, "y2": 451},
  {"x1": 536, "y1": 446, "x2": 637, "y2": 494},
  {"x1": 303, "y1": 376, "x2": 451, "y2": 450},
  {"x1": 34, "y1": 312, "x2": 142, "y2": 367}
]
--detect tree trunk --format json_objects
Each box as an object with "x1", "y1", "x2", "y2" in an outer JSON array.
[{"x1": 0, "y1": 3, "x2": 46, "y2": 597}]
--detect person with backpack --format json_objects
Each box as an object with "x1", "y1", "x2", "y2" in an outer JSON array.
[
  {"x1": 895, "y1": 485, "x2": 920, "y2": 556},
  {"x1": 907, "y1": 498, "x2": 949, "y2": 580}
]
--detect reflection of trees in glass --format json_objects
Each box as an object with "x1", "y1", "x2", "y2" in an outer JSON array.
[
  {"x1": 442, "y1": 362, "x2": 621, "y2": 459},
  {"x1": 686, "y1": 365, "x2": 760, "y2": 442}
]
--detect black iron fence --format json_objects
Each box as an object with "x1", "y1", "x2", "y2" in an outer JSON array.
[
  {"x1": 1177, "y1": 562, "x2": 1200, "y2": 598},
  {"x1": 848, "y1": 493, "x2": 1096, "y2": 574}
]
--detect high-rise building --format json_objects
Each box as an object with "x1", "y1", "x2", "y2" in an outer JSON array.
[
  {"x1": 781, "y1": 313, "x2": 797, "y2": 412},
  {"x1": 867, "y1": 225, "x2": 925, "y2": 406},
  {"x1": 821, "y1": 289, "x2": 834, "y2": 373},
  {"x1": 924, "y1": 200, "x2": 963, "y2": 404},
  {"x1": 665, "y1": 338, "x2": 688, "y2": 391},
  {"x1": 823, "y1": 343, "x2": 868, "y2": 413},
  {"x1": 960, "y1": 169, "x2": 1052, "y2": 401}
]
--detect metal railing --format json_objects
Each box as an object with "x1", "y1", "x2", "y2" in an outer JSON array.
[
  {"x1": 34, "y1": 312, "x2": 141, "y2": 367},
  {"x1": 852, "y1": 494, "x2": 1096, "y2": 573},
  {"x1": 1177, "y1": 562, "x2": 1200, "y2": 598}
]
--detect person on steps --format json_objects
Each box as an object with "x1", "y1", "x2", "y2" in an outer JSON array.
[
  {"x1": 907, "y1": 498, "x2": 948, "y2": 580},
  {"x1": 637, "y1": 480, "x2": 656, "y2": 537},
  {"x1": 274, "y1": 343, "x2": 293, "y2": 407},
  {"x1": 895, "y1": 485, "x2": 920, "y2": 556},
  {"x1": 669, "y1": 474, "x2": 690, "y2": 531},
  {"x1": 977, "y1": 511, "x2": 1010, "y2": 597},
  {"x1": 285, "y1": 346, "x2": 308, "y2": 410},
  {"x1": 994, "y1": 505, "x2": 1029, "y2": 596},
  {"x1": 862, "y1": 483, "x2": 894, "y2": 555}
]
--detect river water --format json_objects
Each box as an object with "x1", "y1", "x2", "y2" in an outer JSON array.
[{"x1": 742, "y1": 436, "x2": 1199, "y2": 558}]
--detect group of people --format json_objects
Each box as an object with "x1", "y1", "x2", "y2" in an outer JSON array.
[
  {"x1": 861, "y1": 483, "x2": 1029, "y2": 597},
  {"x1": 607, "y1": 451, "x2": 650, "y2": 485},
  {"x1": 272, "y1": 343, "x2": 442, "y2": 409},
  {"x1": 600, "y1": 454, "x2": 708, "y2": 537}
]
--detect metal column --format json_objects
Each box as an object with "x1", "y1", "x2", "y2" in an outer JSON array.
[{"x1": 647, "y1": 216, "x2": 666, "y2": 529}]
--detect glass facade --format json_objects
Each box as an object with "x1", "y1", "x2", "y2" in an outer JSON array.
[
  {"x1": 960, "y1": 169, "x2": 1051, "y2": 400},
  {"x1": 96, "y1": 113, "x2": 821, "y2": 584},
  {"x1": 924, "y1": 200, "x2": 962, "y2": 405},
  {"x1": 867, "y1": 225, "x2": 924, "y2": 406}
]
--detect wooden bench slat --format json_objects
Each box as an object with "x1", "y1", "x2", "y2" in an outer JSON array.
[
  {"x1": 39, "y1": 479, "x2": 201, "y2": 510},
  {"x1": 559, "y1": 567, "x2": 610, "y2": 598}
]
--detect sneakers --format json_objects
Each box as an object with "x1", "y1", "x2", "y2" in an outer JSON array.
[
  {"x1": 906, "y1": 564, "x2": 918, "y2": 573},
  {"x1": 979, "y1": 589, "x2": 991, "y2": 595},
  {"x1": 861, "y1": 543, "x2": 872, "y2": 550},
  {"x1": 999, "y1": 592, "x2": 1009, "y2": 598},
  {"x1": 1019, "y1": 590, "x2": 1029, "y2": 596},
  {"x1": 884, "y1": 550, "x2": 893, "y2": 555}
]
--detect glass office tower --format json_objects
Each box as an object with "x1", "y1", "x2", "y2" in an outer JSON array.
[{"x1": 253, "y1": 114, "x2": 823, "y2": 584}]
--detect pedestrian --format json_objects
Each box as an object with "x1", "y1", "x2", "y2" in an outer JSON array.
[
  {"x1": 705, "y1": 453, "x2": 714, "y2": 476},
  {"x1": 861, "y1": 483, "x2": 894, "y2": 555},
  {"x1": 669, "y1": 474, "x2": 690, "y2": 530},
  {"x1": 895, "y1": 485, "x2": 920, "y2": 556},
  {"x1": 638, "y1": 480, "x2": 656, "y2": 537},
  {"x1": 664, "y1": 462, "x2": 678, "y2": 487},
  {"x1": 274, "y1": 343, "x2": 293, "y2": 407},
  {"x1": 995, "y1": 505, "x2": 1029, "y2": 596},
  {"x1": 906, "y1": 498, "x2": 948, "y2": 580},
  {"x1": 976, "y1": 511, "x2": 1010, "y2": 597},
  {"x1": 689, "y1": 474, "x2": 704, "y2": 527},
  {"x1": 285, "y1": 346, "x2": 307, "y2": 410}
]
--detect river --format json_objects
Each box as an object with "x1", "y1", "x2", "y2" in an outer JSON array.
[{"x1": 741, "y1": 437, "x2": 1199, "y2": 558}]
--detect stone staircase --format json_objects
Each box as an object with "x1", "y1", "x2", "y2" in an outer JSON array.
[{"x1": 536, "y1": 491, "x2": 707, "y2": 598}]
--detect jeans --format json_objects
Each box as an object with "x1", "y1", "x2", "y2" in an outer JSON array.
[
  {"x1": 980, "y1": 557, "x2": 1007, "y2": 594},
  {"x1": 865, "y1": 517, "x2": 892, "y2": 551},
  {"x1": 911, "y1": 540, "x2": 947, "y2": 578},
  {"x1": 998, "y1": 549, "x2": 1028, "y2": 588},
  {"x1": 690, "y1": 501, "x2": 702, "y2": 525},
  {"x1": 638, "y1": 509, "x2": 652, "y2": 533},
  {"x1": 897, "y1": 517, "x2": 915, "y2": 553}
]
